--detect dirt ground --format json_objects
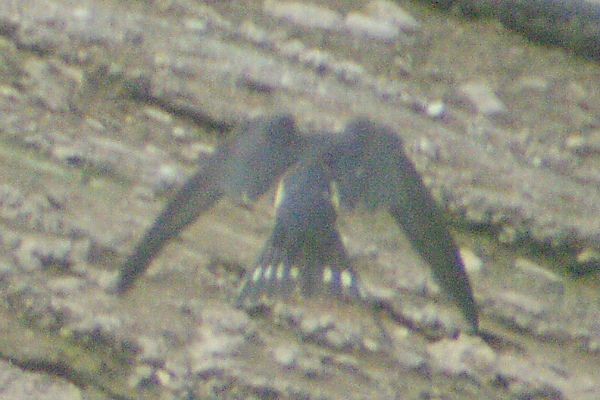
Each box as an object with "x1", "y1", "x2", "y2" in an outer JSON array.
[{"x1": 0, "y1": 1, "x2": 599, "y2": 399}]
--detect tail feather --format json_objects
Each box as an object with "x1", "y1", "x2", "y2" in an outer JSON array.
[{"x1": 236, "y1": 244, "x2": 364, "y2": 307}]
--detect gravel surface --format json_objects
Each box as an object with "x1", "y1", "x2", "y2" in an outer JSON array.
[{"x1": 0, "y1": 1, "x2": 599, "y2": 399}]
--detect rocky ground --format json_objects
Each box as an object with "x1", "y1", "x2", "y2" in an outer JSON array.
[{"x1": 0, "y1": 0, "x2": 599, "y2": 399}]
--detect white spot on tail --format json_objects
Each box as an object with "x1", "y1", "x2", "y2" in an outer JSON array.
[
  {"x1": 341, "y1": 270, "x2": 353, "y2": 288},
  {"x1": 252, "y1": 267, "x2": 263, "y2": 282},
  {"x1": 264, "y1": 265, "x2": 273, "y2": 280},
  {"x1": 276, "y1": 263, "x2": 285, "y2": 281},
  {"x1": 290, "y1": 266, "x2": 299, "y2": 280}
]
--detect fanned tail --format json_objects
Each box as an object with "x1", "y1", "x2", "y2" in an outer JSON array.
[{"x1": 236, "y1": 239, "x2": 364, "y2": 307}]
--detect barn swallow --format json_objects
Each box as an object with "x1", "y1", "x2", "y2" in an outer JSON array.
[{"x1": 115, "y1": 115, "x2": 478, "y2": 333}]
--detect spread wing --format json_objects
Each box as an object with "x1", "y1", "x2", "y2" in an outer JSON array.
[
  {"x1": 323, "y1": 119, "x2": 479, "y2": 332},
  {"x1": 237, "y1": 162, "x2": 363, "y2": 306},
  {"x1": 116, "y1": 115, "x2": 300, "y2": 293}
]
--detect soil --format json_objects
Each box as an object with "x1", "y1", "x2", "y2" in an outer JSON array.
[{"x1": 0, "y1": 1, "x2": 599, "y2": 399}]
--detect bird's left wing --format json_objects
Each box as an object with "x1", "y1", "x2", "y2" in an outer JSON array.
[{"x1": 322, "y1": 119, "x2": 479, "y2": 333}]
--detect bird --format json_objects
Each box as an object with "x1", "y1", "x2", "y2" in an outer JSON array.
[{"x1": 115, "y1": 114, "x2": 479, "y2": 333}]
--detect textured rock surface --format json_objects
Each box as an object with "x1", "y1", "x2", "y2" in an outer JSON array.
[{"x1": 0, "y1": 0, "x2": 599, "y2": 399}]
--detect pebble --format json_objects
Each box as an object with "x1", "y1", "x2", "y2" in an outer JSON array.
[
  {"x1": 460, "y1": 247, "x2": 483, "y2": 275},
  {"x1": 364, "y1": 0, "x2": 420, "y2": 33},
  {"x1": 427, "y1": 335, "x2": 497, "y2": 380},
  {"x1": 495, "y1": 355, "x2": 564, "y2": 399},
  {"x1": 46, "y1": 276, "x2": 87, "y2": 295},
  {"x1": 414, "y1": 136, "x2": 441, "y2": 161},
  {"x1": 513, "y1": 257, "x2": 564, "y2": 296},
  {"x1": 298, "y1": 48, "x2": 334, "y2": 74},
  {"x1": 425, "y1": 100, "x2": 447, "y2": 119},
  {"x1": 143, "y1": 106, "x2": 173, "y2": 124},
  {"x1": 277, "y1": 38, "x2": 306, "y2": 59},
  {"x1": 183, "y1": 18, "x2": 207, "y2": 33},
  {"x1": 345, "y1": 12, "x2": 399, "y2": 42},
  {"x1": 137, "y1": 335, "x2": 167, "y2": 365},
  {"x1": 332, "y1": 61, "x2": 366, "y2": 84},
  {"x1": 490, "y1": 290, "x2": 548, "y2": 331},
  {"x1": 457, "y1": 81, "x2": 507, "y2": 117},
  {"x1": 516, "y1": 75, "x2": 550, "y2": 92},
  {"x1": 264, "y1": 1, "x2": 343, "y2": 31},
  {"x1": 272, "y1": 345, "x2": 299, "y2": 368},
  {"x1": 150, "y1": 163, "x2": 185, "y2": 194}
]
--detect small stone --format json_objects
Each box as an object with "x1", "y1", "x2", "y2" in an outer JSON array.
[
  {"x1": 272, "y1": 345, "x2": 299, "y2": 368},
  {"x1": 565, "y1": 133, "x2": 586, "y2": 152},
  {"x1": 0, "y1": 84, "x2": 22, "y2": 100},
  {"x1": 137, "y1": 335, "x2": 167, "y2": 365},
  {"x1": 150, "y1": 164, "x2": 184, "y2": 193},
  {"x1": 457, "y1": 81, "x2": 507, "y2": 117},
  {"x1": 300, "y1": 313, "x2": 334, "y2": 336},
  {"x1": 460, "y1": 248, "x2": 483, "y2": 275},
  {"x1": 264, "y1": 1, "x2": 343, "y2": 31},
  {"x1": 345, "y1": 12, "x2": 399, "y2": 42},
  {"x1": 47, "y1": 276, "x2": 87, "y2": 295},
  {"x1": 277, "y1": 39, "x2": 306, "y2": 59},
  {"x1": 425, "y1": 100, "x2": 446, "y2": 119},
  {"x1": 170, "y1": 126, "x2": 188, "y2": 139},
  {"x1": 332, "y1": 61, "x2": 366, "y2": 84},
  {"x1": 496, "y1": 355, "x2": 565, "y2": 400},
  {"x1": 143, "y1": 106, "x2": 173, "y2": 124},
  {"x1": 85, "y1": 117, "x2": 105, "y2": 131},
  {"x1": 239, "y1": 20, "x2": 269, "y2": 46},
  {"x1": 427, "y1": 335, "x2": 497, "y2": 380},
  {"x1": 513, "y1": 258, "x2": 564, "y2": 296},
  {"x1": 298, "y1": 48, "x2": 333, "y2": 73},
  {"x1": 184, "y1": 18, "x2": 207, "y2": 33},
  {"x1": 516, "y1": 75, "x2": 549, "y2": 92},
  {"x1": 128, "y1": 365, "x2": 154, "y2": 388},
  {"x1": 155, "y1": 369, "x2": 172, "y2": 386},
  {"x1": 364, "y1": 0, "x2": 420, "y2": 33},
  {"x1": 497, "y1": 290, "x2": 547, "y2": 319},
  {"x1": 414, "y1": 136, "x2": 440, "y2": 161},
  {"x1": 576, "y1": 247, "x2": 600, "y2": 264}
]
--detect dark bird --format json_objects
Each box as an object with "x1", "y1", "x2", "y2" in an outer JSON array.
[{"x1": 115, "y1": 115, "x2": 478, "y2": 333}]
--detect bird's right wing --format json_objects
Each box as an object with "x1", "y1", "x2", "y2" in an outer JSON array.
[{"x1": 116, "y1": 115, "x2": 301, "y2": 293}]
